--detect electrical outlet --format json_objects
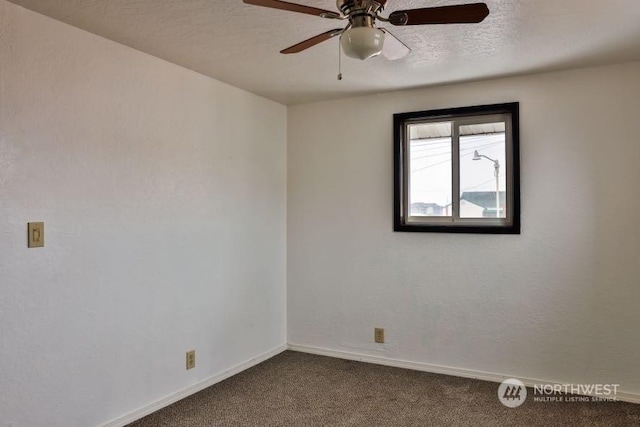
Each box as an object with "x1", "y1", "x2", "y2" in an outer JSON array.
[
  {"x1": 374, "y1": 327, "x2": 385, "y2": 343},
  {"x1": 186, "y1": 350, "x2": 195, "y2": 370}
]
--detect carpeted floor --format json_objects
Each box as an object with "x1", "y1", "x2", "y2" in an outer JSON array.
[{"x1": 128, "y1": 351, "x2": 640, "y2": 426}]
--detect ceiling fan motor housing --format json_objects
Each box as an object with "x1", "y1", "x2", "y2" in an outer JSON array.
[{"x1": 337, "y1": 0, "x2": 385, "y2": 25}]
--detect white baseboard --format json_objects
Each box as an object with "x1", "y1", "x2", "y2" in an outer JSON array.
[
  {"x1": 101, "y1": 344, "x2": 288, "y2": 427},
  {"x1": 288, "y1": 343, "x2": 640, "y2": 405}
]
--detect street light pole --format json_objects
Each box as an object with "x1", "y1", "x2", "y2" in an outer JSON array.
[{"x1": 473, "y1": 150, "x2": 501, "y2": 218}]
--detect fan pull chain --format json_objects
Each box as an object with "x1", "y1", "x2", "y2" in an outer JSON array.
[{"x1": 337, "y1": 41, "x2": 343, "y2": 81}]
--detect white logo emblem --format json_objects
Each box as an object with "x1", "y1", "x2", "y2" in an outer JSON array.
[{"x1": 498, "y1": 378, "x2": 527, "y2": 408}]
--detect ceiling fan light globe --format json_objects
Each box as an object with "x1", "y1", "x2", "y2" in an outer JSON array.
[{"x1": 340, "y1": 27, "x2": 385, "y2": 60}]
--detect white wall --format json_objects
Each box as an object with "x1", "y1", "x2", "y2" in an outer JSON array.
[
  {"x1": 288, "y1": 61, "x2": 640, "y2": 394},
  {"x1": 0, "y1": 2, "x2": 286, "y2": 426}
]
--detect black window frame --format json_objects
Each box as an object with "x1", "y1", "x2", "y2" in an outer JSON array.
[{"x1": 393, "y1": 102, "x2": 521, "y2": 234}]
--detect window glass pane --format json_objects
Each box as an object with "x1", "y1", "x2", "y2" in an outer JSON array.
[
  {"x1": 408, "y1": 122, "x2": 452, "y2": 217},
  {"x1": 459, "y1": 122, "x2": 506, "y2": 218}
]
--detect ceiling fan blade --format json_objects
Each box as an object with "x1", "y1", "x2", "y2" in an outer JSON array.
[
  {"x1": 281, "y1": 29, "x2": 344, "y2": 54},
  {"x1": 243, "y1": 0, "x2": 340, "y2": 19},
  {"x1": 380, "y1": 28, "x2": 410, "y2": 60},
  {"x1": 389, "y1": 3, "x2": 489, "y2": 26}
]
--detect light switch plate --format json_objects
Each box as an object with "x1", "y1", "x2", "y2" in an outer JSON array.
[{"x1": 28, "y1": 222, "x2": 44, "y2": 248}]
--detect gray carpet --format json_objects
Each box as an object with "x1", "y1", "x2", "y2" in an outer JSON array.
[{"x1": 128, "y1": 351, "x2": 640, "y2": 426}]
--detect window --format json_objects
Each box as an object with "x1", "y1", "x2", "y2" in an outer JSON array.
[{"x1": 394, "y1": 103, "x2": 520, "y2": 233}]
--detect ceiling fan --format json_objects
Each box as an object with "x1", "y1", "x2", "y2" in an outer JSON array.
[{"x1": 243, "y1": 0, "x2": 489, "y2": 61}]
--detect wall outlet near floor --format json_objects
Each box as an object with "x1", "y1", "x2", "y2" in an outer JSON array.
[
  {"x1": 374, "y1": 327, "x2": 385, "y2": 343},
  {"x1": 186, "y1": 350, "x2": 195, "y2": 370}
]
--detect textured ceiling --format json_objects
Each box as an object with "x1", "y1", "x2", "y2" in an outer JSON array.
[{"x1": 8, "y1": 0, "x2": 640, "y2": 105}]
